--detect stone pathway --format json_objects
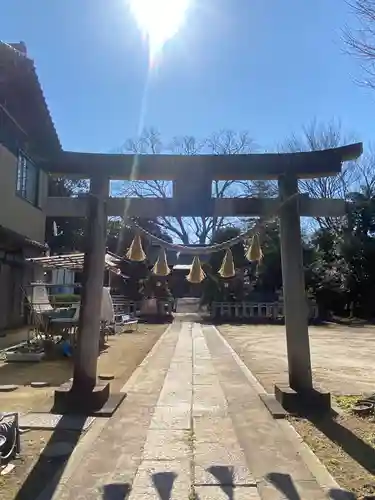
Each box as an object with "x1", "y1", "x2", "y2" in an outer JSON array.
[
  {"x1": 47, "y1": 321, "x2": 344, "y2": 500},
  {"x1": 128, "y1": 322, "x2": 258, "y2": 499}
]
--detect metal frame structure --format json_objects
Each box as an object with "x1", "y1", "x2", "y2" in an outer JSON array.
[{"x1": 26, "y1": 251, "x2": 125, "y2": 272}]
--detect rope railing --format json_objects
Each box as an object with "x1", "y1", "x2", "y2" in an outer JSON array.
[
  {"x1": 125, "y1": 191, "x2": 299, "y2": 255},
  {"x1": 122, "y1": 193, "x2": 300, "y2": 282},
  {"x1": 127, "y1": 219, "x2": 259, "y2": 255}
]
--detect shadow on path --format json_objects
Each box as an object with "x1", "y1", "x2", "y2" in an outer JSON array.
[
  {"x1": 152, "y1": 472, "x2": 177, "y2": 500},
  {"x1": 100, "y1": 472, "x2": 177, "y2": 500},
  {"x1": 207, "y1": 466, "x2": 236, "y2": 499},
  {"x1": 15, "y1": 415, "x2": 86, "y2": 500},
  {"x1": 102, "y1": 483, "x2": 131, "y2": 500},
  {"x1": 308, "y1": 413, "x2": 375, "y2": 475},
  {"x1": 267, "y1": 472, "x2": 356, "y2": 500},
  {"x1": 100, "y1": 468, "x2": 356, "y2": 500},
  {"x1": 266, "y1": 474, "x2": 301, "y2": 500}
]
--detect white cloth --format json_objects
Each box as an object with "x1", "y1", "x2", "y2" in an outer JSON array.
[
  {"x1": 101, "y1": 287, "x2": 114, "y2": 323},
  {"x1": 30, "y1": 284, "x2": 53, "y2": 313},
  {"x1": 28, "y1": 265, "x2": 53, "y2": 313}
]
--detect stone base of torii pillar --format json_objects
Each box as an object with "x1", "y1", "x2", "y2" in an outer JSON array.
[
  {"x1": 273, "y1": 384, "x2": 331, "y2": 415},
  {"x1": 52, "y1": 175, "x2": 126, "y2": 416}
]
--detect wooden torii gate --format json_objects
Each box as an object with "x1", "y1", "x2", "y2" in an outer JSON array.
[{"x1": 45, "y1": 143, "x2": 362, "y2": 414}]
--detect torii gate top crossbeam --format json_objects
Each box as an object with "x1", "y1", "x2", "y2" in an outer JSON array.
[{"x1": 44, "y1": 143, "x2": 362, "y2": 180}]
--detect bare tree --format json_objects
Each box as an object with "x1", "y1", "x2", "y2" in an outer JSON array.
[
  {"x1": 355, "y1": 144, "x2": 375, "y2": 196},
  {"x1": 344, "y1": 0, "x2": 375, "y2": 88},
  {"x1": 118, "y1": 128, "x2": 257, "y2": 244},
  {"x1": 281, "y1": 119, "x2": 361, "y2": 231}
]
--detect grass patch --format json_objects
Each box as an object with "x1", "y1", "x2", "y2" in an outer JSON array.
[{"x1": 335, "y1": 395, "x2": 360, "y2": 412}]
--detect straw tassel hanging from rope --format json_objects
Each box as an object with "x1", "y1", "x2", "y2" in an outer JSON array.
[
  {"x1": 246, "y1": 234, "x2": 263, "y2": 262},
  {"x1": 186, "y1": 256, "x2": 206, "y2": 284},
  {"x1": 152, "y1": 248, "x2": 170, "y2": 276},
  {"x1": 126, "y1": 234, "x2": 146, "y2": 262},
  {"x1": 218, "y1": 249, "x2": 236, "y2": 279}
]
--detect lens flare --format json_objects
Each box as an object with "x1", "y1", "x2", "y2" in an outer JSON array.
[{"x1": 129, "y1": 0, "x2": 190, "y2": 65}]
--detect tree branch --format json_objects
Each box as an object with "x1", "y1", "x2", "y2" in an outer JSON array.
[{"x1": 115, "y1": 127, "x2": 258, "y2": 243}]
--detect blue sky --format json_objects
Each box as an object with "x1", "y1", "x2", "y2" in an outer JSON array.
[{"x1": 1, "y1": 0, "x2": 374, "y2": 154}]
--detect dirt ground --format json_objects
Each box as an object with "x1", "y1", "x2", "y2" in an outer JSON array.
[
  {"x1": 0, "y1": 323, "x2": 166, "y2": 500},
  {"x1": 219, "y1": 323, "x2": 375, "y2": 498},
  {"x1": 218, "y1": 323, "x2": 375, "y2": 395},
  {"x1": 292, "y1": 397, "x2": 375, "y2": 499}
]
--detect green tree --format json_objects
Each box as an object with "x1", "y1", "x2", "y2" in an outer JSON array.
[
  {"x1": 254, "y1": 222, "x2": 282, "y2": 294},
  {"x1": 307, "y1": 188, "x2": 375, "y2": 318},
  {"x1": 45, "y1": 177, "x2": 89, "y2": 253},
  {"x1": 342, "y1": 190, "x2": 375, "y2": 316}
]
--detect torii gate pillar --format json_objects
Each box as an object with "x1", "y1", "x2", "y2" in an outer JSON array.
[
  {"x1": 278, "y1": 174, "x2": 312, "y2": 389},
  {"x1": 53, "y1": 175, "x2": 126, "y2": 415},
  {"x1": 275, "y1": 174, "x2": 330, "y2": 411}
]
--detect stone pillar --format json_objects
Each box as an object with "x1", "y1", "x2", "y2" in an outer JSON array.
[
  {"x1": 278, "y1": 174, "x2": 312, "y2": 391},
  {"x1": 72, "y1": 175, "x2": 109, "y2": 393}
]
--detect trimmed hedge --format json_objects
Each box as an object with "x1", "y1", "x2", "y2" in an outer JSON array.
[{"x1": 50, "y1": 294, "x2": 81, "y2": 306}]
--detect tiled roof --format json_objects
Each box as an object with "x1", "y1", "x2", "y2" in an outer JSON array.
[{"x1": 0, "y1": 41, "x2": 61, "y2": 155}]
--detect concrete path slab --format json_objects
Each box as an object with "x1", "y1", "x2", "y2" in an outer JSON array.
[
  {"x1": 149, "y1": 404, "x2": 190, "y2": 430},
  {"x1": 195, "y1": 485, "x2": 261, "y2": 499},
  {"x1": 19, "y1": 413, "x2": 95, "y2": 431},
  {"x1": 49, "y1": 323, "x2": 181, "y2": 500},
  {"x1": 47, "y1": 320, "x2": 346, "y2": 499},
  {"x1": 127, "y1": 320, "x2": 259, "y2": 498},
  {"x1": 130, "y1": 460, "x2": 191, "y2": 499},
  {"x1": 202, "y1": 325, "x2": 336, "y2": 499}
]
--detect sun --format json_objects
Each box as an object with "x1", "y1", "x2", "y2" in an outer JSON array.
[{"x1": 129, "y1": 0, "x2": 190, "y2": 64}]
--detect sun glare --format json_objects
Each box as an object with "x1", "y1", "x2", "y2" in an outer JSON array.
[{"x1": 129, "y1": 0, "x2": 190, "y2": 64}]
